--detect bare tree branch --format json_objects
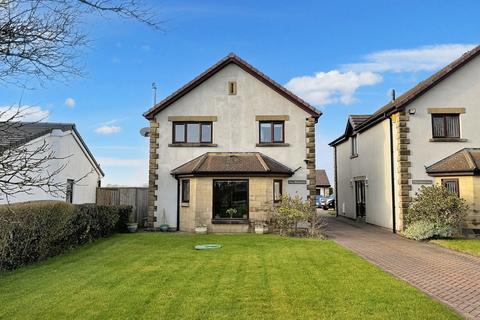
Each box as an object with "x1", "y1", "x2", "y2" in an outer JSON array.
[
  {"x1": 0, "y1": 106, "x2": 93, "y2": 203},
  {"x1": 0, "y1": 0, "x2": 161, "y2": 87}
]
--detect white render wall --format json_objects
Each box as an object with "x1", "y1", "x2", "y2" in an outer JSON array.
[
  {"x1": 1, "y1": 130, "x2": 102, "y2": 205},
  {"x1": 335, "y1": 54, "x2": 480, "y2": 231},
  {"x1": 154, "y1": 63, "x2": 313, "y2": 227},
  {"x1": 405, "y1": 55, "x2": 480, "y2": 195},
  {"x1": 335, "y1": 119, "x2": 395, "y2": 229}
]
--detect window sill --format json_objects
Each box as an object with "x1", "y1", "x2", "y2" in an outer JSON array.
[
  {"x1": 256, "y1": 143, "x2": 290, "y2": 147},
  {"x1": 181, "y1": 202, "x2": 189, "y2": 207},
  {"x1": 429, "y1": 138, "x2": 467, "y2": 142},
  {"x1": 169, "y1": 143, "x2": 217, "y2": 147},
  {"x1": 211, "y1": 219, "x2": 249, "y2": 225},
  {"x1": 350, "y1": 154, "x2": 358, "y2": 159}
]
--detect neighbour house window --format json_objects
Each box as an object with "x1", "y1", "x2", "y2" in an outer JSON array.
[
  {"x1": 259, "y1": 121, "x2": 284, "y2": 143},
  {"x1": 213, "y1": 180, "x2": 248, "y2": 220},
  {"x1": 173, "y1": 122, "x2": 212, "y2": 144},
  {"x1": 181, "y1": 179, "x2": 190, "y2": 203},
  {"x1": 273, "y1": 179, "x2": 283, "y2": 203},
  {"x1": 432, "y1": 114, "x2": 460, "y2": 138},
  {"x1": 351, "y1": 135, "x2": 358, "y2": 157},
  {"x1": 442, "y1": 178, "x2": 459, "y2": 196},
  {"x1": 66, "y1": 179, "x2": 74, "y2": 204}
]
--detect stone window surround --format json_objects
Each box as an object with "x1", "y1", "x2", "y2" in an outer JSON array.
[{"x1": 428, "y1": 108, "x2": 466, "y2": 142}]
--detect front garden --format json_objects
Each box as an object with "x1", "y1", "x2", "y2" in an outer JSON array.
[{"x1": 0, "y1": 233, "x2": 459, "y2": 319}]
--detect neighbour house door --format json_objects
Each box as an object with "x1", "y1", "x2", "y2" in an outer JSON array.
[{"x1": 355, "y1": 180, "x2": 366, "y2": 219}]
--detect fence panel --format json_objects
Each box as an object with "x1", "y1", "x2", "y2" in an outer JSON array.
[{"x1": 96, "y1": 187, "x2": 148, "y2": 227}]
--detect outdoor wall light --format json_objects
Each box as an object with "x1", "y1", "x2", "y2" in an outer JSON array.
[{"x1": 408, "y1": 108, "x2": 416, "y2": 115}]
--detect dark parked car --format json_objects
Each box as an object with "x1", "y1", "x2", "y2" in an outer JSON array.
[{"x1": 321, "y1": 195, "x2": 335, "y2": 210}]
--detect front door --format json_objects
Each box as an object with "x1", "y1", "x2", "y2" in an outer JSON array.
[{"x1": 355, "y1": 180, "x2": 366, "y2": 219}]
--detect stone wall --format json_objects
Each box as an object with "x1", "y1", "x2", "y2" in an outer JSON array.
[
  {"x1": 433, "y1": 176, "x2": 480, "y2": 230},
  {"x1": 393, "y1": 111, "x2": 412, "y2": 231},
  {"x1": 147, "y1": 120, "x2": 159, "y2": 228},
  {"x1": 305, "y1": 117, "x2": 316, "y2": 205}
]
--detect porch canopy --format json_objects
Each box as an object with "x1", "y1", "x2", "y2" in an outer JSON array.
[
  {"x1": 426, "y1": 148, "x2": 480, "y2": 176},
  {"x1": 171, "y1": 152, "x2": 293, "y2": 177}
]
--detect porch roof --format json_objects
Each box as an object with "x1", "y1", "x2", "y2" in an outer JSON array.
[
  {"x1": 171, "y1": 152, "x2": 294, "y2": 177},
  {"x1": 426, "y1": 148, "x2": 480, "y2": 176}
]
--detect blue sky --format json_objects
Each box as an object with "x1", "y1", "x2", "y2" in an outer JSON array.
[{"x1": 1, "y1": 0, "x2": 479, "y2": 186}]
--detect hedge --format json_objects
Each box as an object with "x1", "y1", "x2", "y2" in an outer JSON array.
[{"x1": 0, "y1": 201, "x2": 132, "y2": 271}]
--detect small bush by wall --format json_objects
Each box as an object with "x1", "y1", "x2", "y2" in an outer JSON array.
[
  {"x1": 267, "y1": 195, "x2": 326, "y2": 238},
  {"x1": 0, "y1": 201, "x2": 132, "y2": 271},
  {"x1": 403, "y1": 185, "x2": 468, "y2": 240}
]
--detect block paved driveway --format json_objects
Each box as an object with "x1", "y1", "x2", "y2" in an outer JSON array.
[{"x1": 325, "y1": 215, "x2": 480, "y2": 319}]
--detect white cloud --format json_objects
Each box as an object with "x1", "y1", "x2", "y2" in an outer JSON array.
[
  {"x1": 95, "y1": 119, "x2": 122, "y2": 135},
  {"x1": 64, "y1": 97, "x2": 75, "y2": 108},
  {"x1": 285, "y1": 70, "x2": 382, "y2": 106},
  {"x1": 343, "y1": 44, "x2": 477, "y2": 73},
  {"x1": 95, "y1": 125, "x2": 121, "y2": 134},
  {"x1": 0, "y1": 105, "x2": 49, "y2": 122}
]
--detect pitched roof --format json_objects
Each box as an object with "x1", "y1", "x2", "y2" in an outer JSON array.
[
  {"x1": 329, "y1": 115, "x2": 371, "y2": 146},
  {"x1": 0, "y1": 122, "x2": 74, "y2": 150},
  {"x1": 426, "y1": 148, "x2": 480, "y2": 176},
  {"x1": 330, "y1": 45, "x2": 480, "y2": 146},
  {"x1": 143, "y1": 53, "x2": 321, "y2": 120},
  {"x1": 171, "y1": 152, "x2": 293, "y2": 177},
  {"x1": 315, "y1": 170, "x2": 330, "y2": 187},
  {"x1": 0, "y1": 122, "x2": 104, "y2": 176},
  {"x1": 349, "y1": 115, "x2": 371, "y2": 129}
]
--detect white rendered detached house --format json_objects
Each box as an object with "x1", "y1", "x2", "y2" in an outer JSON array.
[
  {"x1": 143, "y1": 53, "x2": 321, "y2": 232},
  {"x1": 330, "y1": 45, "x2": 480, "y2": 234},
  {"x1": 0, "y1": 122, "x2": 104, "y2": 204}
]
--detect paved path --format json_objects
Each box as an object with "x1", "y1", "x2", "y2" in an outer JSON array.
[{"x1": 326, "y1": 216, "x2": 480, "y2": 319}]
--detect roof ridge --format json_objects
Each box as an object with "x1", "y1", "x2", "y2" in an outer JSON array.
[
  {"x1": 331, "y1": 45, "x2": 480, "y2": 146},
  {"x1": 256, "y1": 153, "x2": 270, "y2": 171},
  {"x1": 191, "y1": 153, "x2": 209, "y2": 173},
  {"x1": 143, "y1": 53, "x2": 321, "y2": 119},
  {"x1": 463, "y1": 148, "x2": 477, "y2": 170},
  {"x1": 357, "y1": 45, "x2": 480, "y2": 130}
]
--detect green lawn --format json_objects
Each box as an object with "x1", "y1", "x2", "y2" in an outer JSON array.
[
  {"x1": 0, "y1": 234, "x2": 459, "y2": 320},
  {"x1": 431, "y1": 239, "x2": 480, "y2": 257}
]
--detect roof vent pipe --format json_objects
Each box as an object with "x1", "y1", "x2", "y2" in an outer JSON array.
[{"x1": 391, "y1": 89, "x2": 396, "y2": 101}]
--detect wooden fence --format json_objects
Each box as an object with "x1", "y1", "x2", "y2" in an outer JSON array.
[{"x1": 96, "y1": 187, "x2": 148, "y2": 227}]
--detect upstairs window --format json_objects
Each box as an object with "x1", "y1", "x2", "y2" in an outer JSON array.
[
  {"x1": 432, "y1": 114, "x2": 460, "y2": 138},
  {"x1": 351, "y1": 135, "x2": 358, "y2": 157},
  {"x1": 442, "y1": 178, "x2": 459, "y2": 196},
  {"x1": 173, "y1": 122, "x2": 212, "y2": 144},
  {"x1": 259, "y1": 121, "x2": 284, "y2": 143}
]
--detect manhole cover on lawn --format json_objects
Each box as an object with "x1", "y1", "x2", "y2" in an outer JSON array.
[{"x1": 194, "y1": 244, "x2": 222, "y2": 250}]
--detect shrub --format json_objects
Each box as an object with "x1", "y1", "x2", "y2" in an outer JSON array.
[
  {"x1": 403, "y1": 185, "x2": 468, "y2": 240},
  {"x1": 0, "y1": 201, "x2": 75, "y2": 271},
  {"x1": 116, "y1": 205, "x2": 133, "y2": 233},
  {"x1": 0, "y1": 201, "x2": 133, "y2": 271},
  {"x1": 268, "y1": 195, "x2": 326, "y2": 238},
  {"x1": 402, "y1": 220, "x2": 456, "y2": 241}
]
